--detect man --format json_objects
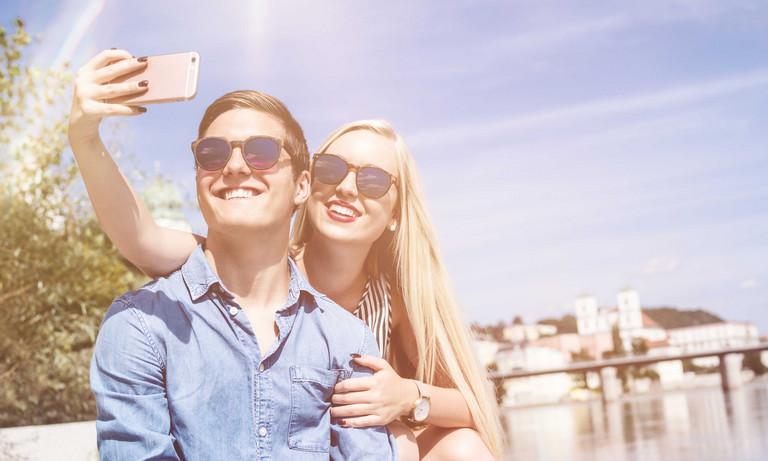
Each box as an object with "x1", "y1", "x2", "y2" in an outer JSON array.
[{"x1": 85, "y1": 88, "x2": 395, "y2": 459}]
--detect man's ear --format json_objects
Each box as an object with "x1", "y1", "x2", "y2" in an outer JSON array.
[{"x1": 293, "y1": 170, "x2": 311, "y2": 206}]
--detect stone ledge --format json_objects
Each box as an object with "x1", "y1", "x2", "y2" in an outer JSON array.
[{"x1": 0, "y1": 420, "x2": 96, "y2": 461}]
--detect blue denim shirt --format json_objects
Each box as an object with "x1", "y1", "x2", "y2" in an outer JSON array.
[{"x1": 91, "y1": 246, "x2": 396, "y2": 460}]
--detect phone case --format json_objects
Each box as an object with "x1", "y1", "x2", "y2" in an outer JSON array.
[{"x1": 108, "y1": 51, "x2": 199, "y2": 105}]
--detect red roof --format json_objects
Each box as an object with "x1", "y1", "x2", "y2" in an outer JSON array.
[
  {"x1": 642, "y1": 313, "x2": 661, "y2": 328},
  {"x1": 646, "y1": 338, "x2": 670, "y2": 348}
]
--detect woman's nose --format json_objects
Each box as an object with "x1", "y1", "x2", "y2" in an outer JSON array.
[{"x1": 335, "y1": 170, "x2": 358, "y2": 199}]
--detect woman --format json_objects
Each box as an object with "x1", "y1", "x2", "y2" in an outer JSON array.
[{"x1": 69, "y1": 49, "x2": 504, "y2": 460}]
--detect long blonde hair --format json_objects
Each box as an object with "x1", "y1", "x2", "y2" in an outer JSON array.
[{"x1": 292, "y1": 120, "x2": 504, "y2": 458}]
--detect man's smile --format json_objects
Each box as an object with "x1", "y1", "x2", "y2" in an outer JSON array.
[{"x1": 214, "y1": 187, "x2": 262, "y2": 200}]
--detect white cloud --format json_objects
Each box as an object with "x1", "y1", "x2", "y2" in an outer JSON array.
[
  {"x1": 643, "y1": 257, "x2": 681, "y2": 275},
  {"x1": 740, "y1": 279, "x2": 757, "y2": 289},
  {"x1": 482, "y1": 15, "x2": 629, "y2": 56},
  {"x1": 409, "y1": 68, "x2": 768, "y2": 148}
]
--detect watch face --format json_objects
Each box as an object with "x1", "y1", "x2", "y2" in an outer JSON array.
[{"x1": 413, "y1": 398, "x2": 431, "y2": 422}]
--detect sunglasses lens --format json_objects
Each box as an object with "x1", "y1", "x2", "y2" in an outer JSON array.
[
  {"x1": 244, "y1": 137, "x2": 281, "y2": 170},
  {"x1": 194, "y1": 138, "x2": 230, "y2": 170},
  {"x1": 358, "y1": 167, "x2": 392, "y2": 198},
  {"x1": 313, "y1": 154, "x2": 348, "y2": 184}
]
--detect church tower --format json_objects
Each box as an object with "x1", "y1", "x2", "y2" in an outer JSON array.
[
  {"x1": 617, "y1": 287, "x2": 642, "y2": 331},
  {"x1": 575, "y1": 294, "x2": 598, "y2": 335}
]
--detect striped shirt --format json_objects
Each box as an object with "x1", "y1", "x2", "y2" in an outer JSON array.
[{"x1": 353, "y1": 273, "x2": 393, "y2": 358}]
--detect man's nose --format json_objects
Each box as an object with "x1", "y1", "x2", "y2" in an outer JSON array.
[{"x1": 222, "y1": 146, "x2": 251, "y2": 176}]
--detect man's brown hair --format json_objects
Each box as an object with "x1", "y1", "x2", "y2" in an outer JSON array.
[{"x1": 197, "y1": 90, "x2": 309, "y2": 177}]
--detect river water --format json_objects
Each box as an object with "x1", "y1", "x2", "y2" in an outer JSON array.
[{"x1": 502, "y1": 379, "x2": 768, "y2": 461}]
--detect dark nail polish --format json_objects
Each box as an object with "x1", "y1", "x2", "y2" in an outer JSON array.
[
  {"x1": 136, "y1": 107, "x2": 147, "y2": 113},
  {"x1": 350, "y1": 353, "x2": 361, "y2": 358},
  {"x1": 137, "y1": 56, "x2": 148, "y2": 62},
  {"x1": 139, "y1": 80, "x2": 149, "y2": 87}
]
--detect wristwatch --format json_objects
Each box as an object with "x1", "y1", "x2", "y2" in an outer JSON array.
[{"x1": 406, "y1": 380, "x2": 431, "y2": 425}]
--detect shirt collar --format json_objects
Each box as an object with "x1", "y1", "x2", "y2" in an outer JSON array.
[
  {"x1": 181, "y1": 245, "x2": 325, "y2": 310},
  {"x1": 181, "y1": 246, "x2": 221, "y2": 301}
]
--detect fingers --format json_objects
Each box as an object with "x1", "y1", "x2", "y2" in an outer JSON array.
[
  {"x1": 82, "y1": 48, "x2": 134, "y2": 72},
  {"x1": 338, "y1": 415, "x2": 385, "y2": 428},
  {"x1": 91, "y1": 80, "x2": 149, "y2": 100},
  {"x1": 91, "y1": 56, "x2": 148, "y2": 84},
  {"x1": 330, "y1": 403, "x2": 374, "y2": 419},
  {"x1": 69, "y1": 50, "x2": 148, "y2": 130},
  {"x1": 71, "y1": 94, "x2": 146, "y2": 121},
  {"x1": 334, "y1": 376, "x2": 375, "y2": 394},
  {"x1": 351, "y1": 354, "x2": 390, "y2": 372},
  {"x1": 88, "y1": 102, "x2": 147, "y2": 116},
  {"x1": 331, "y1": 390, "x2": 370, "y2": 406}
]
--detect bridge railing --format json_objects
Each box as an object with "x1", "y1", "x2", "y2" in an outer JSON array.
[{"x1": 489, "y1": 341, "x2": 768, "y2": 402}]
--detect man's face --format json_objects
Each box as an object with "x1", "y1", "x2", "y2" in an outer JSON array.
[{"x1": 196, "y1": 109, "x2": 309, "y2": 237}]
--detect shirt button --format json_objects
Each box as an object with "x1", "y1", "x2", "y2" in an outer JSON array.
[
  {"x1": 258, "y1": 427, "x2": 267, "y2": 437},
  {"x1": 259, "y1": 363, "x2": 265, "y2": 372},
  {"x1": 228, "y1": 306, "x2": 238, "y2": 316}
]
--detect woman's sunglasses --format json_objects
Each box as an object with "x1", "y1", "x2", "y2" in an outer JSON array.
[
  {"x1": 312, "y1": 153, "x2": 397, "y2": 199},
  {"x1": 191, "y1": 136, "x2": 283, "y2": 171}
]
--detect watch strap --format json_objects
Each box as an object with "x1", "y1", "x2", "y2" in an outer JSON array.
[
  {"x1": 413, "y1": 379, "x2": 430, "y2": 400},
  {"x1": 405, "y1": 380, "x2": 430, "y2": 427}
]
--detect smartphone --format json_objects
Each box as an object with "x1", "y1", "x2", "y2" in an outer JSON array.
[{"x1": 108, "y1": 51, "x2": 200, "y2": 105}]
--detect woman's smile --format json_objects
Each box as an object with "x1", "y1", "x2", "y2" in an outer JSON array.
[{"x1": 326, "y1": 200, "x2": 362, "y2": 223}]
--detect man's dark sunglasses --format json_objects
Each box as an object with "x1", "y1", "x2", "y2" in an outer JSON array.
[
  {"x1": 312, "y1": 153, "x2": 397, "y2": 199},
  {"x1": 191, "y1": 136, "x2": 283, "y2": 171}
]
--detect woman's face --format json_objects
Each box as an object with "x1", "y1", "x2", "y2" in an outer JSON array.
[{"x1": 306, "y1": 130, "x2": 399, "y2": 248}]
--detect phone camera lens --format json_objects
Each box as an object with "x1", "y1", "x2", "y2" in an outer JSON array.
[{"x1": 191, "y1": 56, "x2": 197, "y2": 63}]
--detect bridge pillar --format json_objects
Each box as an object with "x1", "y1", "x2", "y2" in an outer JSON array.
[
  {"x1": 720, "y1": 353, "x2": 743, "y2": 392},
  {"x1": 600, "y1": 367, "x2": 622, "y2": 403}
]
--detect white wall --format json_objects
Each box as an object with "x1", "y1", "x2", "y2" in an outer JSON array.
[{"x1": 0, "y1": 421, "x2": 97, "y2": 461}]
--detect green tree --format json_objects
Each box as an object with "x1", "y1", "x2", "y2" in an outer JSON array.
[
  {"x1": 486, "y1": 362, "x2": 505, "y2": 405},
  {"x1": 743, "y1": 351, "x2": 767, "y2": 376},
  {"x1": 570, "y1": 347, "x2": 595, "y2": 363},
  {"x1": 601, "y1": 324, "x2": 630, "y2": 389},
  {"x1": 609, "y1": 323, "x2": 626, "y2": 357},
  {"x1": 0, "y1": 18, "x2": 145, "y2": 427},
  {"x1": 631, "y1": 338, "x2": 649, "y2": 356}
]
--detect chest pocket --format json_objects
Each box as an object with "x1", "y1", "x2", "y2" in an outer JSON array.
[{"x1": 288, "y1": 366, "x2": 351, "y2": 453}]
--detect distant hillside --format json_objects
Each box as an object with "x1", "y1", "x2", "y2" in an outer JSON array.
[
  {"x1": 644, "y1": 307, "x2": 723, "y2": 329},
  {"x1": 538, "y1": 314, "x2": 577, "y2": 334},
  {"x1": 534, "y1": 307, "x2": 724, "y2": 333}
]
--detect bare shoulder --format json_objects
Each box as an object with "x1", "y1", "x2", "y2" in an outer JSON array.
[
  {"x1": 388, "y1": 292, "x2": 419, "y2": 377},
  {"x1": 389, "y1": 282, "x2": 406, "y2": 329}
]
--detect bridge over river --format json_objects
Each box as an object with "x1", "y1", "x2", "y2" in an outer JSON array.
[{"x1": 490, "y1": 342, "x2": 768, "y2": 402}]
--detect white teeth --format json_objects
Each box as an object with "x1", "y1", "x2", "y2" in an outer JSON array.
[
  {"x1": 329, "y1": 204, "x2": 356, "y2": 217},
  {"x1": 224, "y1": 188, "x2": 255, "y2": 200}
]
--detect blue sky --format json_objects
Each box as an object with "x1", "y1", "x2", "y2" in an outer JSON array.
[{"x1": 5, "y1": 0, "x2": 767, "y2": 331}]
